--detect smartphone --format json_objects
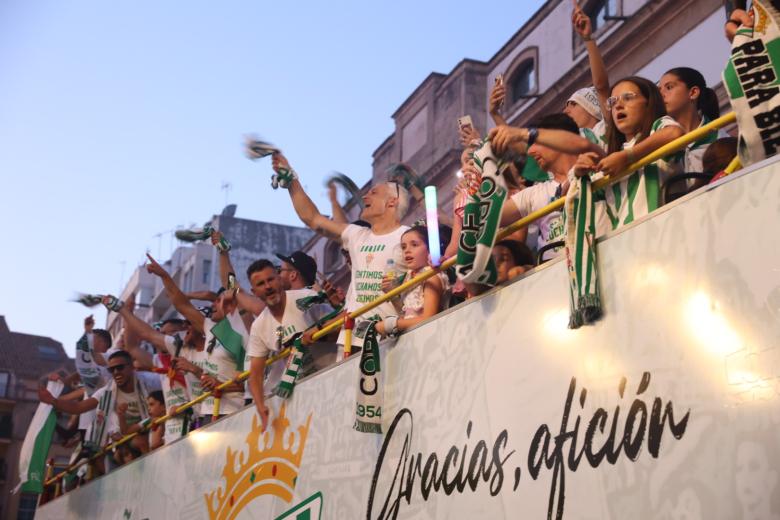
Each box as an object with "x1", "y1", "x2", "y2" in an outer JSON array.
[{"x1": 457, "y1": 115, "x2": 473, "y2": 133}]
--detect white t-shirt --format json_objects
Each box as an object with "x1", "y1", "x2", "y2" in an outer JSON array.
[
  {"x1": 198, "y1": 315, "x2": 248, "y2": 416},
  {"x1": 91, "y1": 373, "x2": 157, "y2": 438},
  {"x1": 248, "y1": 289, "x2": 324, "y2": 395},
  {"x1": 75, "y1": 333, "x2": 110, "y2": 431},
  {"x1": 510, "y1": 180, "x2": 566, "y2": 261},
  {"x1": 339, "y1": 224, "x2": 408, "y2": 346}
]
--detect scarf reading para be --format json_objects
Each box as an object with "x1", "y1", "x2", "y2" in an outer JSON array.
[
  {"x1": 455, "y1": 140, "x2": 506, "y2": 286},
  {"x1": 354, "y1": 321, "x2": 383, "y2": 434},
  {"x1": 723, "y1": 0, "x2": 780, "y2": 166},
  {"x1": 564, "y1": 176, "x2": 602, "y2": 329}
]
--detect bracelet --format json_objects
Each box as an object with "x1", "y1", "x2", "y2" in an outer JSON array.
[
  {"x1": 527, "y1": 127, "x2": 539, "y2": 147},
  {"x1": 383, "y1": 316, "x2": 399, "y2": 337}
]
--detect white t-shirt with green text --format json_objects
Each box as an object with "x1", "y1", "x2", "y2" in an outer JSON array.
[{"x1": 339, "y1": 224, "x2": 408, "y2": 346}]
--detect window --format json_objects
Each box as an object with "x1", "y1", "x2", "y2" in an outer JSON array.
[
  {"x1": 0, "y1": 413, "x2": 11, "y2": 439},
  {"x1": 202, "y1": 259, "x2": 212, "y2": 285},
  {"x1": 0, "y1": 373, "x2": 8, "y2": 398},
  {"x1": 37, "y1": 345, "x2": 60, "y2": 361},
  {"x1": 586, "y1": 0, "x2": 619, "y2": 34},
  {"x1": 510, "y1": 59, "x2": 536, "y2": 100}
]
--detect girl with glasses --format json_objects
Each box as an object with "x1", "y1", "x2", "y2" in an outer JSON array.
[{"x1": 573, "y1": 76, "x2": 685, "y2": 231}]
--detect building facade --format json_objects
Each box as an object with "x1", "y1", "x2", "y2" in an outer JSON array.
[
  {"x1": 301, "y1": 0, "x2": 733, "y2": 287},
  {"x1": 107, "y1": 209, "x2": 314, "y2": 335},
  {"x1": 0, "y1": 317, "x2": 73, "y2": 520}
]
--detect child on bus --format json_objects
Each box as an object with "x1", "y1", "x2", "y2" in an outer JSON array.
[
  {"x1": 573, "y1": 76, "x2": 685, "y2": 230},
  {"x1": 376, "y1": 225, "x2": 449, "y2": 337},
  {"x1": 658, "y1": 67, "x2": 725, "y2": 173}
]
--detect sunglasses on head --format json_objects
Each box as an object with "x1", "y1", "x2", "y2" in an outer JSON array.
[{"x1": 108, "y1": 364, "x2": 128, "y2": 373}]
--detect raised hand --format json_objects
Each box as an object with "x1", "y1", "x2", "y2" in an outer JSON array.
[
  {"x1": 572, "y1": 1, "x2": 592, "y2": 41},
  {"x1": 84, "y1": 314, "x2": 95, "y2": 333},
  {"x1": 489, "y1": 78, "x2": 506, "y2": 116},
  {"x1": 145, "y1": 253, "x2": 167, "y2": 278},
  {"x1": 38, "y1": 386, "x2": 55, "y2": 405}
]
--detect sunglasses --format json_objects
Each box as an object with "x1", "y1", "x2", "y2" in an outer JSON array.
[
  {"x1": 606, "y1": 91, "x2": 644, "y2": 110},
  {"x1": 108, "y1": 364, "x2": 128, "y2": 373}
]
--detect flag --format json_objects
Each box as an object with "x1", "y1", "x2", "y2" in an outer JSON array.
[
  {"x1": 16, "y1": 380, "x2": 64, "y2": 494},
  {"x1": 210, "y1": 317, "x2": 246, "y2": 371}
]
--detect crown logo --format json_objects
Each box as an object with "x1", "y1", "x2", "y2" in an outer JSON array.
[{"x1": 205, "y1": 403, "x2": 312, "y2": 520}]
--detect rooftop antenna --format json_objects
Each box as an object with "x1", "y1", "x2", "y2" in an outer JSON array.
[{"x1": 221, "y1": 181, "x2": 232, "y2": 207}]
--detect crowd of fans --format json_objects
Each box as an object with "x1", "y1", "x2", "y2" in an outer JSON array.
[{"x1": 39, "y1": 3, "x2": 751, "y2": 492}]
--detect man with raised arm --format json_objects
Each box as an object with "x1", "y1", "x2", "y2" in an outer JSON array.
[
  {"x1": 246, "y1": 259, "x2": 334, "y2": 429},
  {"x1": 270, "y1": 153, "x2": 410, "y2": 357},
  {"x1": 103, "y1": 298, "x2": 204, "y2": 442},
  {"x1": 144, "y1": 254, "x2": 248, "y2": 423},
  {"x1": 38, "y1": 350, "x2": 158, "y2": 470}
]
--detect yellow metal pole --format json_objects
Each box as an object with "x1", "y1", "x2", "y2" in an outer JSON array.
[
  {"x1": 43, "y1": 112, "x2": 738, "y2": 492},
  {"x1": 724, "y1": 155, "x2": 742, "y2": 175}
]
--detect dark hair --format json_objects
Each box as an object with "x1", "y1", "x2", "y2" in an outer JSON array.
[
  {"x1": 148, "y1": 390, "x2": 164, "y2": 405},
  {"x1": 702, "y1": 137, "x2": 738, "y2": 173},
  {"x1": 161, "y1": 318, "x2": 187, "y2": 329},
  {"x1": 665, "y1": 67, "x2": 720, "y2": 121},
  {"x1": 402, "y1": 224, "x2": 451, "y2": 255},
  {"x1": 528, "y1": 113, "x2": 580, "y2": 135},
  {"x1": 495, "y1": 240, "x2": 535, "y2": 266},
  {"x1": 108, "y1": 349, "x2": 132, "y2": 364},
  {"x1": 246, "y1": 258, "x2": 276, "y2": 279},
  {"x1": 605, "y1": 76, "x2": 667, "y2": 155},
  {"x1": 92, "y1": 329, "x2": 113, "y2": 348}
]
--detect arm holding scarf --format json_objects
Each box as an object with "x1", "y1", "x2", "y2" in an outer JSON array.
[{"x1": 274, "y1": 153, "x2": 349, "y2": 240}]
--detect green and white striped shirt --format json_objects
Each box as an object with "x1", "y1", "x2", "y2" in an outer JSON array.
[
  {"x1": 684, "y1": 114, "x2": 729, "y2": 173},
  {"x1": 603, "y1": 116, "x2": 683, "y2": 230}
]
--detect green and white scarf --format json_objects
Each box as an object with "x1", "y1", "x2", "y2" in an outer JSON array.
[
  {"x1": 274, "y1": 307, "x2": 343, "y2": 398},
  {"x1": 564, "y1": 176, "x2": 602, "y2": 328},
  {"x1": 87, "y1": 377, "x2": 150, "y2": 450},
  {"x1": 276, "y1": 335, "x2": 305, "y2": 399},
  {"x1": 353, "y1": 321, "x2": 383, "y2": 434},
  {"x1": 723, "y1": 0, "x2": 780, "y2": 166},
  {"x1": 455, "y1": 139, "x2": 507, "y2": 286},
  {"x1": 174, "y1": 224, "x2": 231, "y2": 252}
]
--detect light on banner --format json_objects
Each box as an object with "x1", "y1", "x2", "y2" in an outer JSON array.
[{"x1": 424, "y1": 186, "x2": 441, "y2": 266}]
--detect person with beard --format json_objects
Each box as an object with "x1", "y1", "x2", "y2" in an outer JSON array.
[
  {"x1": 490, "y1": 113, "x2": 604, "y2": 261},
  {"x1": 246, "y1": 259, "x2": 330, "y2": 430},
  {"x1": 144, "y1": 253, "x2": 249, "y2": 423},
  {"x1": 38, "y1": 350, "x2": 158, "y2": 470}
]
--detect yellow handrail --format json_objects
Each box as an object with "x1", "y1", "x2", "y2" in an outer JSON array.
[{"x1": 43, "y1": 111, "x2": 736, "y2": 490}]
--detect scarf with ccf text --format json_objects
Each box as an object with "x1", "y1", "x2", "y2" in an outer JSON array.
[
  {"x1": 455, "y1": 139, "x2": 507, "y2": 286},
  {"x1": 353, "y1": 321, "x2": 383, "y2": 433}
]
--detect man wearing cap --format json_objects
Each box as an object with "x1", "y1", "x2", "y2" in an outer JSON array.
[
  {"x1": 275, "y1": 251, "x2": 317, "y2": 290},
  {"x1": 564, "y1": 86, "x2": 606, "y2": 147}
]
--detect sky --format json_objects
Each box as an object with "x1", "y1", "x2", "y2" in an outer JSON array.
[{"x1": 0, "y1": 0, "x2": 546, "y2": 356}]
